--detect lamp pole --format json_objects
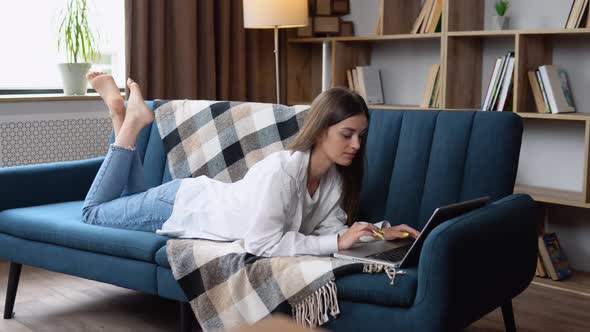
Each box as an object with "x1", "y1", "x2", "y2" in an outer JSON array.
[{"x1": 274, "y1": 26, "x2": 280, "y2": 104}]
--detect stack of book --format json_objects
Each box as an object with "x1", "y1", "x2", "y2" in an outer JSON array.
[
  {"x1": 420, "y1": 64, "x2": 441, "y2": 108},
  {"x1": 410, "y1": 0, "x2": 443, "y2": 34},
  {"x1": 536, "y1": 232, "x2": 572, "y2": 281},
  {"x1": 528, "y1": 65, "x2": 576, "y2": 114},
  {"x1": 482, "y1": 51, "x2": 515, "y2": 112},
  {"x1": 565, "y1": 0, "x2": 590, "y2": 29},
  {"x1": 346, "y1": 66, "x2": 384, "y2": 105}
]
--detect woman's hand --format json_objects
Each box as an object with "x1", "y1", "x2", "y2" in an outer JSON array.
[
  {"x1": 337, "y1": 222, "x2": 381, "y2": 250},
  {"x1": 381, "y1": 224, "x2": 420, "y2": 241}
]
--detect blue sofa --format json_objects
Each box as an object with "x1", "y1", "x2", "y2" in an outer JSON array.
[{"x1": 0, "y1": 103, "x2": 538, "y2": 332}]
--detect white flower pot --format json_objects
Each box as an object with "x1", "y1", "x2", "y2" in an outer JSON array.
[
  {"x1": 493, "y1": 15, "x2": 509, "y2": 30},
  {"x1": 58, "y1": 63, "x2": 91, "y2": 95}
]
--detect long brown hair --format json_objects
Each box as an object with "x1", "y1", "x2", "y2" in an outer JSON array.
[{"x1": 289, "y1": 87, "x2": 369, "y2": 225}]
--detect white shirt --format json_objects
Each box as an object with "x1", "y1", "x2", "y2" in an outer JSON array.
[{"x1": 158, "y1": 150, "x2": 349, "y2": 257}]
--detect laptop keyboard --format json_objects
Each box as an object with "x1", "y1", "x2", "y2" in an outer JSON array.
[{"x1": 367, "y1": 245, "x2": 412, "y2": 262}]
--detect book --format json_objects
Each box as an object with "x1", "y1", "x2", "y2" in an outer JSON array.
[
  {"x1": 356, "y1": 66, "x2": 384, "y2": 104},
  {"x1": 538, "y1": 65, "x2": 576, "y2": 114},
  {"x1": 489, "y1": 52, "x2": 514, "y2": 111},
  {"x1": 566, "y1": 0, "x2": 589, "y2": 28},
  {"x1": 574, "y1": 0, "x2": 588, "y2": 28},
  {"x1": 346, "y1": 69, "x2": 354, "y2": 91},
  {"x1": 538, "y1": 233, "x2": 572, "y2": 281},
  {"x1": 411, "y1": 0, "x2": 432, "y2": 34},
  {"x1": 421, "y1": 0, "x2": 436, "y2": 34},
  {"x1": 426, "y1": 0, "x2": 443, "y2": 33},
  {"x1": 565, "y1": 0, "x2": 580, "y2": 29},
  {"x1": 420, "y1": 64, "x2": 440, "y2": 108},
  {"x1": 352, "y1": 69, "x2": 360, "y2": 94},
  {"x1": 374, "y1": 0, "x2": 383, "y2": 35},
  {"x1": 536, "y1": 255, "x2": 547, "y2": 278},
  {"x1": 495, "y1": 57, "x2": 515, "y2": 111},
  {"x1": 482, "y1": 57, "x2": 503, "y2": 111},
  {"x1": 528, "y1": 71, "x2": 548, "y2": 113},
  {"x1": 432, "y1": 76, "x2": 442, "y2": 108},
  {"x1": 536, "y1": 71, "x2": 552, "y2": 113}
]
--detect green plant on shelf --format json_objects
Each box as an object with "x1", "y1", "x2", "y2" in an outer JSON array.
[{"x1": 495, "y1": 0, "x2": 510, "y2": 17}]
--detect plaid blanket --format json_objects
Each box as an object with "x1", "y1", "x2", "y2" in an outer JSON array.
[
  {"x1": 167, "y1": 239, "x2": 399, "y2": 331},
  {"x1": 154, "y1": 100, "x2": 309, "y2": 182},
  {"x1": 154, "y1": 100, "x2": 399, "y2": 329}
]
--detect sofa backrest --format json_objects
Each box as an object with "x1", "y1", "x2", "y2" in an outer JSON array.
[
  {"x1": 358, "y1": 109, "x2": 523, "y2": 230},
  {"x1": 114, "y1": 102, "x2": 522, "y2": 231}
]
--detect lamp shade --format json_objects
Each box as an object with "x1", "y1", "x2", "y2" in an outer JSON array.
[{"x1": 243, "y1": 0, "x2": 308, "y2": 29}]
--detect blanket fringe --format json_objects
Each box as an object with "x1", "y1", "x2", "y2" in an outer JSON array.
[
  {"x1": 292, "y1": 280, "x2": 340, "y2": 328},
  {"x1": 363, "y1": 263, "x2": 401, "y2": 285},
  {"x1": 291, "y1": 264, "x2": 402, "y2": 328}
]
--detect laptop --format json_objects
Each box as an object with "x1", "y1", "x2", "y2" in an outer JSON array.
[{"x1": 333, "y1": 196, "x2": 490, "y2": 268}]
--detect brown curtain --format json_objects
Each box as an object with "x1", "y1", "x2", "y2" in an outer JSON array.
[{"x1": 125, "y1": 0, "x2": 288, "y2": 103}]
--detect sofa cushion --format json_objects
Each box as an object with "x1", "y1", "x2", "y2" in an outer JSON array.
[
  {"x1": 336, "y1": 267, "x2": 418, "y2": 307},
  {"x1": 155, "y1": 245, "x2": 169, "y2": 267},
  {"x1": 0, "y1": 201, "x2": 168, "y2": 263},
  {"x1": 359, "y1": 110, "x2": 522, "y2": 231}
]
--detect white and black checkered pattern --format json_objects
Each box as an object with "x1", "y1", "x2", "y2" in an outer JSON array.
[
  {"x1": 154, "y1": 100, "x2": 309, "y2": 182},
  {"x1": 166, "y1": 239, "x2": 368, "y2": 331}
]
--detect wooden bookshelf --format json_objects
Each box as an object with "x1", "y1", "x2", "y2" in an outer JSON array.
[
  {"x1": 517, "y1": 112, "x2": 590, "y2": 122},
  {"x1": 289, "y1": 33, "x2": 442, "y2": 43},
  {"x1": 287, "y1": 0, "x2": 590, "y2": 208},
  {"x1": 448, "y1": 28, "x2": 590, "y2": 37},
  {"x1": 532, "y1": 270, "x2": 590, "y2": 298},
  {"x1": 514, "y1": 185, "x2": 590, "y2": 209}
]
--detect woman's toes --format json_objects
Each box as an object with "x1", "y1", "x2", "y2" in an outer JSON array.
[
  {"x1": 127, "y1": 78, "x2": 137, "y2": 88},
  {"x1": 86, "y1": 72, "x2": 97, "y2": 80}
]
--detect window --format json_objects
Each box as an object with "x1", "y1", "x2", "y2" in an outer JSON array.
[{"x1": 0, "y1": 0, "x2": 125, "y2": 92}]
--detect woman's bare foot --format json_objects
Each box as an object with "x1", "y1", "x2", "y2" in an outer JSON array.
[
  {"x1": 87, "y1": 72, "x2": 125, "y2": 134},
  {"x1": 113, "y1": 78, "x2": 153, "y2": 148},
  {"x1": 125, "y1": 78, "x2": 154, "y2": 129}
]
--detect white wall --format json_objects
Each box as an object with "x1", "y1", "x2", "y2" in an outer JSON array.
[{"x1": 344, "y1": 0, "x2": 590, "y2": 271}]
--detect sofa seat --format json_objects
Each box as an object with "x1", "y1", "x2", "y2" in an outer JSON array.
[
  {"x1": 336, "y1": 268, "x2": 418, "y2": 307},
  {"x1": 0, "y1": 201, "x2": 168, "y2": 263}
]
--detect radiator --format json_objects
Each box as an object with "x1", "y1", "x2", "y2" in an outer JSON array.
[{"x1": 0, "y1": 116, "x2": 112, "y2": 167}]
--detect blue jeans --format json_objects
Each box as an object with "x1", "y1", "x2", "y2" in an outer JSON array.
[{"x1": 82, "y1": 144, "x2": 181, "y2": 232}]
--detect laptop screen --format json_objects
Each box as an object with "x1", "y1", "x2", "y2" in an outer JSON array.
[{"x1": 398, "y1": 196, "x2": 489, "y2": 268}]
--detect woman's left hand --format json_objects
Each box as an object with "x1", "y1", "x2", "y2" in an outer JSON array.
[{"x1": 381, "y1": 224, "x2": 420, "y2": 241}]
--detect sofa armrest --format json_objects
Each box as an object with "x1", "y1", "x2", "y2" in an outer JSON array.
[
  {"x1": 411, "y1": 194, "x2": 538, "y2": 330},
  {"x1": 0, "y1": 157, "x2": 104, "y2": 211}
]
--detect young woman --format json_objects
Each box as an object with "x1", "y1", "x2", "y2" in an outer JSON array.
[{"x1": 82, "y1": 72, "x2": 419, "y2": 257}]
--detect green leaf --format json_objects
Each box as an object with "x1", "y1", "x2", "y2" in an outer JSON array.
[{"x1": 57, "y1": 0, "x2": 99, "y2": 63}]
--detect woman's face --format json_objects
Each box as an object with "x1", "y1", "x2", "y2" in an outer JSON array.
[{"x1": 318, "y1": 113, "x2": 368, "y2": 166}]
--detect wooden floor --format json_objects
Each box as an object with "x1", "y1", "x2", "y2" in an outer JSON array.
[{"x1": 0, "y1": 261, "x2": 589, "y2": 332}]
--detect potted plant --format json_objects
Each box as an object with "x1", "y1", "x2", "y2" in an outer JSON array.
[
  {"x1": 57, "y1": 0, "x2": 99, "y2": 95},
  {"x1": 493, "y1": 1, "x2": 510, "y2": 30}
]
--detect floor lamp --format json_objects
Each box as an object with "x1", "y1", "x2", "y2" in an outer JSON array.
[{"x1": 243, "y1": 0, "x2": 308, "y2": 104}]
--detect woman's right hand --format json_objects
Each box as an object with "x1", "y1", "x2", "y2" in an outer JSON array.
[{"x1": 337, "y1": 222, "x2": 381, "y2": 250}]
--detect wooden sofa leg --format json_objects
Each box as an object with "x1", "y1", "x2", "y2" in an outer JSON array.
[
  {"x1": 3, "y1": 262, "x2": 22, "y2": 319},
  {"x1": 501, "y1": 300, "x2": 516, "y2": 332},
  {"x1": 180, "y1": 301, "x2": 194, "y2": 332}
]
